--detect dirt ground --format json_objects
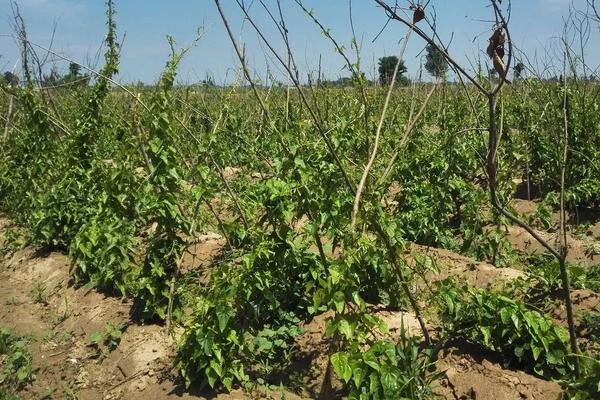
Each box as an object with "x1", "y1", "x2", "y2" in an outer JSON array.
[{"x1": 436, "y1": 345, "x2": 562, "y2": 400}]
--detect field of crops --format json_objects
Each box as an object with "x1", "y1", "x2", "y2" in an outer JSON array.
[{"x1": 1, "y1": 1, "x2": 600, "y2": 399}]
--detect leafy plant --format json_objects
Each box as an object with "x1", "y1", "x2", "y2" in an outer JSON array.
[
  {"x1": 178, "y1": 231, "x2": 319, "y2": 390},
  {"x1": 27, "y1": 0, "x2": 120, "y2": 251},
  {"x1": 467, "y1": 223, "x2": 518, "y2": 268},
  {"x1": 90, "y1": 322, "x2": 127, "y2": 358},
  {"x1": 522, "y1": 255, "x2": 600, "y2": 300},
  {"x1": 579, "y1": 311, "x2": 600, "y2": 344},
  {"x1": 0, "y1": 228, "x2": 25, "y2": 257},
  {"x1": 331, "y1": 329, "x2": 440, "y2": 400},
  {"x1": 244, "y1": 318, "x2": 303, "y2": 378},
  {"x1": 531, "y1": 197, "x2": 555, "y2": 229},
  {"x1": 134, "y1": 36, "x2": 198, "y2": 321},
  {"x1": 30, "y1": 280, "x2": 48, "y2": 305},
  {"x1": 560, "y1": 356, "x2": 600, "y2": 399},
  {"x1": 70, "y1": 211, "x2": 138, "y2": 295},
  {"x1": 436, "y1": 279, "x2": 576, "y2": 379},
  {"x1": 0, "y1": 328, "x2": 35, "y2": 395}
]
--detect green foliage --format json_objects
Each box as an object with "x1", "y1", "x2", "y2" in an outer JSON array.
[
  {"x1": 307, "y1": 219, "x2": 440, "y2": 398},
  {"x1": 520, "y1": 255, "x2": 600, "y2": 303},
  {"x1": 531, "y1": 195, "x2": 556, "y2": 229},
  {"x1": 90, "y1": 322, "x2": 127, "y2": 358},
  {"x1": 561, "y1": 357, "x2": 600, "y2": 399},
  {"x1": 29, "y1": 171, "x2": 97, "y2": 249},
  {"x1": 178, "y1": 230, "x2": 319, "y2": 390},
  {"x1": 436, "y1": 279, "x2": 576, "y2": 379},
  {"x1": 579, "y1": 311, "x2": 600, "y2": 345},
  {"x1": 246, "y1": 321, "x2": 303, "y2": 378},
  {"x1": 71, "y1": 0, "x2": 119, "y2": 169},
  {"x1": 574, "y1": 264, "x2": 600, "y2": 292},
  {"x1": 331, "y1": 332, "x2": 440, "y2": 400},
  {"x1": 0, "y1": 328, "x2": 34, "y2": 395},
  {"x1": 134, "y1": 36, "x2": 197, "y2": 321},
  {"x1": 68, "y1": 154, "x2": 144, "y2": 293},
  {"x1": 0, "y1": 227, "x2": 25, "y2": 257},
  {"x1": 465, "y1": 223, "x2": 518, "y2": 268},
  {"x1": 378, "y1": 56, "x2": 408, "y2": 86},
  {"x1": 424, "y1": 44, "x2": 448, "y2": 79},
  {"x1": 520, "y1": 85, "x2": 600, "y2": 207},
  {"x1": 513, "y1": 62, "x2": 526, "y2": 80},
  {"x1": 137, "y1": 235, "x2": 184, "y2": 320},
  {"x1": 70, "y1": 212, "x2": 137, "y2": 295},
  {"x1": 24, "y1": 0, "x2": 120, "y2": 249}
]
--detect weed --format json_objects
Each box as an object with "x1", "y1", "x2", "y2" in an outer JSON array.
[
  {"x1": 42, "y1": 330, "x2": 72, "y2": 346},
  {"x1": 30, "y1": 280, "x2": 48, "y2": 305},
  {"x1": 583, "y1": 236, "x2": 599, "y2": 257},
  {"x1": 4, "y1": 297, "x2": 21, "y2": 306},
  {"x1": 52, "y1": 297, "x2": 71, "y2": 326},
  {"x1": 579, "y1": 311, "x2": 600, "y2": 344},
  {"x1": 0, "y1": 228, "x2": 25, "y2": 257},
  {"x1": 0, "y1": 327, "x2": 35, "y2": 396},
  {"x1": 89, "y1": 322, "x2": 127, "y2": 359}
]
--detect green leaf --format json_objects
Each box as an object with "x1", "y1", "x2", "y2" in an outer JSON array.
[
  {"x1": 210, "y1": 359, "x2": 223, "y2": 377},
  {"x1": 514, "y1": 346, "x2": 524, "y2": 359},
  {"x1": 369, "y1": 373, "x2": 380, "y2": 394},
  {"x1": 352, "y1": 366, "x2": 366, "y2": 388},
  {"x1": 511, "y1": 313, "x2": 521, "y2": 331},
  {"x1": 217, "y1": 310, "x2": 231, "y2": 332},
  {"x1": 531, "y1": 343, "x2": 542, "y2": 361},
  {"x1": 352, "y1": 291, "x2": 366, "y2": 312},
  {"x1": 17, "y1": 367, "x2": 30, "y2": 382},
  {"x1": 363, "y1": 350, "x2": 381, "y2": 372},
  {"x1": 479, "y1": 326, "x2": 492, "y2": 346},
  {"x1": 331, "y1": 352, "x2": 353, "y2": 383},
  {"x1": 338, "y1": 319, "x2": 353, "y2": 340},
  {"x1": 381, "y1": 368, "x2": 399, "y2": 393},
  {"x1": 256, "y1": 337, "x2": 273, "y2": 353},
  {"x1": 333, "y1": 291, "x2": 345, "y2": 313},
  {"x1": 90, "y1": 331, "x2": 103, "y2": 344},
  {"x1": 205, "y1": 366, "x2": 218, "y2": 388}
]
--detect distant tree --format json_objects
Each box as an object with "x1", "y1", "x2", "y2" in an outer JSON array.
[
  {"x1": 69, "y1": 62, "x2": 81, "y2": 77},
  {"x1": 43, "y1": 66, "x2": 61, "y2": 87},
  {"x1": 513, "y1": 62, "x2": 525, "y2": 80},
  {"x1": 202, "y1": 76, "x2": 215, "y2": 87},
  {"x1": 322, "y1": 77, "x2": 353, "y2": 87},
  {"x1": 378, "y1": 56, "x2": 408, "y2": 85},
  {"x1": 424, "y1": 44, "x2": 448, "y2": 79},
  {"x1": 63, "y1": 62, "x2": 89, "y2": 87},
  {"x1": 3, "y1": 71, "x2": 19, "y2": 86}
]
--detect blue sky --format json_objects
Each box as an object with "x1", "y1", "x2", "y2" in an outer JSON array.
[{"x1": 0, "y1": 0, "x2": 598, "y2": 84}]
